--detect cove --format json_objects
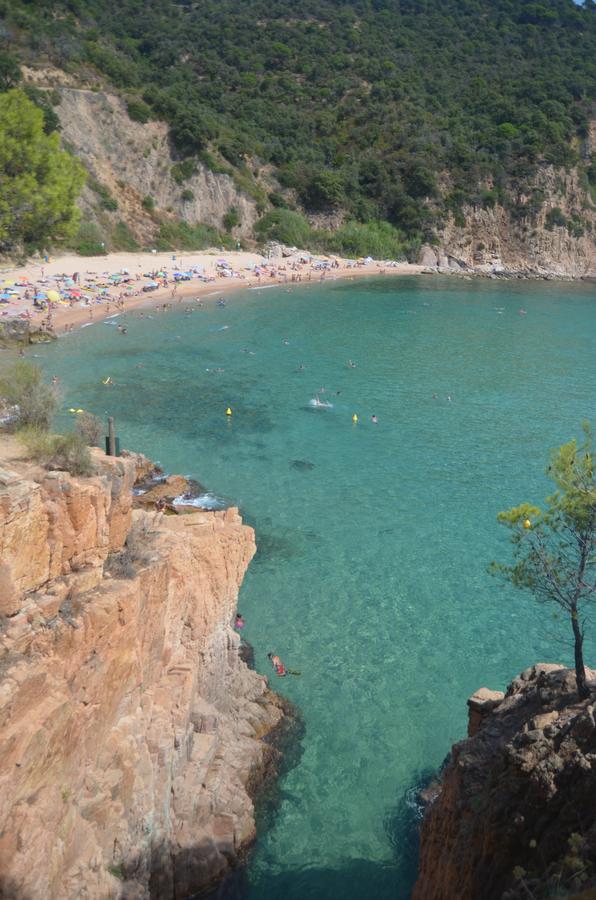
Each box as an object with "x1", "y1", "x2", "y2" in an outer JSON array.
[{"x1": 35, "y1": 275, "x2": 595, "y2": 900}]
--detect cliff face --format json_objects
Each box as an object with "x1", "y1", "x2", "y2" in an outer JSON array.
[
  {"x1": 22, "y1": 67, "x2": 258, "y2": 245},
  {"x1": 434, "y1": 161, "x2": 596, "y2": 278},
  {"x1": 413, "y1": 664, "x2": 596, "y2": 900},
  {"x1": 0, "y1": 448, "x2": 285, "y2": 898}
]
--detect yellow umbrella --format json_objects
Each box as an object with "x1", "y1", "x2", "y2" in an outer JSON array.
[
  {"x1": 3, "y1": 279, "x2": 15, "y2": 286},
  {"x1": 47, "y1": 290, "x2": 60, "y2": 303}
]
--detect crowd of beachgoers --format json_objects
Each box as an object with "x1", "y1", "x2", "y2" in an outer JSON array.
[{"x1": 0, "y1": 249, "x2": 422, "y2": 334}]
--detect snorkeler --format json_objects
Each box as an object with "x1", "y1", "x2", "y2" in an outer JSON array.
[{"x1": 267, "y1": 652, "x2": 300, "y2": 677}]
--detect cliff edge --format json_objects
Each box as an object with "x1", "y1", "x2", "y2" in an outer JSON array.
[
  {"x1": 0, "y1": 442, "x2": 287, "y2": 898},
  {"x1": 414, "y1": 664, "x2": 596, "y2": 900}
]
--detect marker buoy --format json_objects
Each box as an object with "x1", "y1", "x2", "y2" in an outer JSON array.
[
  {"x1": 352, "y1": 414, "x2": 358, "y2": 424},
  {"x1": 523, "y1": 518, "x2": 532, "y2": 529},
  {"x1": 226, "y1": 407, "x2": 232, "y2": 416}
]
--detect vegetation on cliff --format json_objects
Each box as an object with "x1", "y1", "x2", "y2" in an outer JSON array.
[
  {"x1": 0, "y1": 361, "x2": 93, "y2": 475},
  {"x1": 492, "y1": 424, "x2": 596, "y2": 700},
  {"x1": 0, "y1": 0, "x2": 594, "y2": 252}
]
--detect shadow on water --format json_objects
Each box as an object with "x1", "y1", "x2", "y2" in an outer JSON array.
[{"x1": 197, "y1": 769, "x2": 431, "y2": 900}]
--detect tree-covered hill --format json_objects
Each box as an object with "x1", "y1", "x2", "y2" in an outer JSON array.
[{"x1": 1, "y1": 0, "x2": 595, "y2": 249}]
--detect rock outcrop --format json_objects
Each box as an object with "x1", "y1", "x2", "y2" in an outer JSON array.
[
  {"x1": 0, "y1": 449, "x2": 287, "y2": 898},
  {"x1": 22, "y1": 68, "x2": 257, "y2": 245},
  {"x1": 413, "y1": 664, "x2": 596, "y2": 900}
]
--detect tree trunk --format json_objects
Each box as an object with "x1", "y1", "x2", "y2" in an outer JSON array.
[{"x1": 571, "y1": 611, "x2": 590, "y2": 700}]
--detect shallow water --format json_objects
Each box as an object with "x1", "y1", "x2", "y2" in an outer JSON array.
[{"x1": 35, "y1": 276, "x2": 595, "y2": 899}]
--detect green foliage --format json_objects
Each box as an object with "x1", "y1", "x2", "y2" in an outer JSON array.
[
  {"x1": 255, "y1": 209, "x2": 313, "y2": 246},
  {"x1": 0, "y1": 51, "x2": 22, "y2": 91},
  {"x1": 19, "y1": 427, "x2": 94, "y2": 476},
  {"x1": 300, "y1": 169, "x2": 345, "y2": 211},
  {"x1": 321, "y1": 221, "x2": 413, "y2": 260},
  {"x1": 171, "y1": 159, "x2": 196, "y2": 184},
  {"x1": 545, "y1": 207, "x2": 567, "y2": 230},
  {"x1": 155, "y1": 219, "x2": 225, "y2": 251},
  {"x1": 2, "y1": 0, "x2": 595, "y2": 243},
  {"x1": 88, "y1": 178, "x2": 118, "y2": 210},
  {"x1": 110, "y1": 220, "x2": 139, "y2": 251},
  {"x1": 22, "y1": 85, "x2": 61, "y2": 134},
  {"x1": 170, "y1": 107, "x2": 215, "y2": 155},
  {"x1": 141, "y1": 195, "x2": 155, "y2": 212},
  {"x1": 491, "y1": 423, "x2": 596, "y2": 698},
  {"x1": 70, "y1": 221, "x2": 106, "y2": 255},
  {"x1": 0, "y1": 90, "x2": 85, "y2": 253},
  {"x1": 0, "y1": 361, "x2": 57, "y2": 430},
  {"x1": 223, "y1": 206, "x2": 240, "y2": 232},
  {"x1": 180, "y1": 188, "x2": 194, "y2": 202},
  {"x1": 126, "y1": 98, "x2": 151, "y2": 123}
]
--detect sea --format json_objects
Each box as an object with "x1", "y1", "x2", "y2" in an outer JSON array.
[{"x1": 32, "y1": 275, "x2": 595, "y2": 899}]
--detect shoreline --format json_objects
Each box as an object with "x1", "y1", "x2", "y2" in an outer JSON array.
[{"x1": 0, "y1": 249, "x2": 425, "y2": 335}]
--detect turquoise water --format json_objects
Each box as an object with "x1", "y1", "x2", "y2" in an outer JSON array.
[{"x1": 34, "y1": 276, "x2": 595, "y2": 899}]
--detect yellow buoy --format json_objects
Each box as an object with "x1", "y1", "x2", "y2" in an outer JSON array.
[
  {"x1": 68, "y1": 408, "x2": 76, "y2": 413},
  {"x1": 523, "y1": 518, "x2": 532, "y2": 529},
  {"x1": 352, "y1": 414, "x2": 358, "y2": 423},
  {"x1": 76, "y1": 408, "x2": 84, "y2": 414},
  {"x1": 226, "y1": 407, "x2": 233, "y2": 416}
]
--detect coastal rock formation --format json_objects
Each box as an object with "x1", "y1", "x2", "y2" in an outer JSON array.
[
  {"x1": 0, "y1": 449, "x2": 286, "y2": 898},
  {"x1": 22, "y1": 68, "x2": 257, "y2": 245},
  {"x1": 0, "y1": 317, "x2": 57, "y2": 347},
  {"x1": 413, "y1": 664, "x2": 596, "y2": 900}
]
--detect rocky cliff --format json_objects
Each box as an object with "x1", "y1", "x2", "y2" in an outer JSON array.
[
  {"x1": 420, "y1": 159, "x2": 596, "y2": 279},
  {"x1": 22, "y1": 67, "x2": 258, "y2": 246},
  {"x1": 413, "y1": 664, "x2": 596, "y2": 900},
  {"x1": 0, "y1": 445, "x2": 287, "y2": 898}
]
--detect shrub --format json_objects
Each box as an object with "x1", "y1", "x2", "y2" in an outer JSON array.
[
  {"x1": 155, "y1": 220, "x2": 225, "y2": 251},
  {"x1": 142, "y1": 195, "x2": 155, "y2": 212},
  {"x1": 223, "y1": 206, "x2": 240, "y2": 232},
  {"x1": 320, "y1": 220, "x2": 409, "y2": 260},
  {"x1": 18, "y1": 427, "x2": 94, "y2": 476},
  {"x1": 545, "y1": 207, "x2": 567, "y2": 230},
  {"x1": 0, "y1": 361, "x2": 56, "y2": 430},
  {"x1": 180, "y1": 188, "x2": 194, "y2": 202},
  {"x1": 126, "y1": 98, "x2": 151, "y2": 123},
  {"x1": 110, "y1": 221, "x2": 139, "y2": 251},
  {"x1": 171, "y1": 159, "x2": 196, "y2": 184},
  {"x1": 70, "y1": 222, "x2": 106, "y2": 255},
  {"x1": 255, "y1": 209, "x2": 312, "y2": 246},
  {"x1": 75, "y1": 411, "x2": 104, "y2": 447},
  {"x1": 105, "y1": 515, "x2": 156, "y2": 579}
]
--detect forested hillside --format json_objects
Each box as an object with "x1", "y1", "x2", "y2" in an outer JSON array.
[{"x1": 0, "y1": 0, "x2": 595, "y2": 261}]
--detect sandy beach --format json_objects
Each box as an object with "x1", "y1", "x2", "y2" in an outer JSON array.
[{"x1": 0, "y1": 249, "x2": 424, "y2": 335}]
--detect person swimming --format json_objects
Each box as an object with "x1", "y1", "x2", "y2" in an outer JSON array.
[
  {"x1": 348, "y1": 359, "x2": 357, "y2": 368},
  {"x1": 371, "y1": 414, "x2": 378, "y2": 424},
  {"x1": 267, "y1": 651, "x2": 300, "y2": 677},
  {"x1": 234, "y1": 613, "x2": 245, "y2": 630}
]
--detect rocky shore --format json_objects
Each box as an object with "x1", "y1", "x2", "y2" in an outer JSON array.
[
  {"x1": 0, "y1": 441, "x2": 292, "y2": 898},
  {"x1": 413, "y1": 664, "x2": 596, "y2": 900}
]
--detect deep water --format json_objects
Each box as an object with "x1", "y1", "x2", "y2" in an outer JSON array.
[{"x1": 34, "y1": 276, "x2": 595, "y2": 899}]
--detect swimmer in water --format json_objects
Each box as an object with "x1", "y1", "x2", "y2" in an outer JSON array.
[
  {"x1": 234, "y1": 613, "x2": 245, "y2": 630},
  {"x1": 348, "y1": 359, "x2": 357, "y2": 368},
  {"x1": 371, "y1": 414, "x2": 378, "y2": 424}
]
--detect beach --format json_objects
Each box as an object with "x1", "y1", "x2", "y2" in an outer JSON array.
[{"x1": 0, "y1": 249, "x2": 424, "y2": 335}]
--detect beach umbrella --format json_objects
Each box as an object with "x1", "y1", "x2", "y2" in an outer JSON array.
[
  {"x1": 47, "y1": 290, "x2": 60, "y2": 303},
  {"x1": 0, "y1": 292, "x2": 12, "y2": 300},
  {"x1": 34, "y1": 292, "x2": 48, "y2": 300}
]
